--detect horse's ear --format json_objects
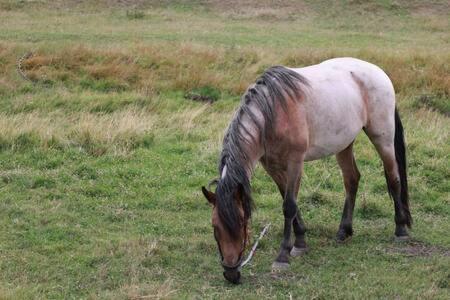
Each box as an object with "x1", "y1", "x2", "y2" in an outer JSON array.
[{"x1": 202, "y1": 186, "x2": 216, "y2": 205}]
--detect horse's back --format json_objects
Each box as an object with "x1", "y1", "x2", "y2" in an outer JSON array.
[{"x1": 291, "y1": 58, "x2": 396, "y2": 160}]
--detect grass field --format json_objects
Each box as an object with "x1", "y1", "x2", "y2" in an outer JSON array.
[{"x1": 0, "y1": 0, "x2": 449, "y2": 298}]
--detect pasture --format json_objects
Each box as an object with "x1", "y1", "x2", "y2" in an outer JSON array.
[{"x1": 0, "y1": 0, "x2": 449, "y2": 298}]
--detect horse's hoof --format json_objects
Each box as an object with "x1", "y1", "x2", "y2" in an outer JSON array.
[
  {"x1": 394, "y1": 235, "x2": 410, "y2": 242},
  {"x1": 290, "y1": 246, "x2": 308, "y2": 257},
  {"x1": 271, "y1": 261, "x2": 289, "y2": 272},
  {"x1": 336, "y1": 235, "x2": 352, "y2": 244}
]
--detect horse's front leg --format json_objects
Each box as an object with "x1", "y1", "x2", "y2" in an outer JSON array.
[
  {"x1": 272, "y1": 160, "x2": 304, "y2": 270},
  {"x1": 291, "y1": 208, "x2": 308, "y2": 256}
]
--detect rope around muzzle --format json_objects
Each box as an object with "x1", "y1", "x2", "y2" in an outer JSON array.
[{"x1": 238, "y1": 223, "x2": 271, "y2": 271}]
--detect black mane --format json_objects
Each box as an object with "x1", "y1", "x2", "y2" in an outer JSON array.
[{"x1": 216, "y1": 66, "x2": 309, "y2": 238}]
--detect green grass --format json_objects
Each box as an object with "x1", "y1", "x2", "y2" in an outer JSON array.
[{"x1": 0, "y1": 0, "x2": 449, "y2": 299}]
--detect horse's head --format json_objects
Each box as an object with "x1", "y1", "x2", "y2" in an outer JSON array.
[{"x1": 202, "y1": 183, "x2": 249, "y2": 284}]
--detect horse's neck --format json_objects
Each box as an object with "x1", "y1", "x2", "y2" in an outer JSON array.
[
  {"x1": 222, "y1": 144, "x2": 261, "y2": 182},
  {"x1": 237, "y1": 113, "x2": 265, "y2": 179},
  {"x1": 223, "y1": 101, "x2": 266, "y2": 179},
  {"x1": 244, "y1": 148, "x2": 261, "y2": 179}
]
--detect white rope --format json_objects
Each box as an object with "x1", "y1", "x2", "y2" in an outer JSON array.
[{"x1": 239, "y1": 223, "x2": 271, "y2": 270}]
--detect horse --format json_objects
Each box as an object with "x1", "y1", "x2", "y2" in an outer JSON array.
[{"x1": 201, "y1": 57, "x2": 411, "y2": 284}]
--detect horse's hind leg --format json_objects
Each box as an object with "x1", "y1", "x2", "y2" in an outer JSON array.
[
  {"x1": 371, "y1": 141, "x2": 410, "y2": 239},
  {"x1": 365, "y1": 117, "x2": 411, "y2": 239},
  {"x1": 336, "y1": 142, "x2": 360, "y2": 242}
]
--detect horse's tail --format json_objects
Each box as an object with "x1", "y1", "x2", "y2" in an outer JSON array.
[{"x1": 393, "y1": 107, "x2": 412, "y2": 227}]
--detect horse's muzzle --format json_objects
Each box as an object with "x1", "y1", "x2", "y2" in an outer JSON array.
[
  {"x1": 223, "y1": 270, "x2": 241, "y2": 284},
  {"x1": 221, "y1": 257, "x2": 243, "y2": 284}
]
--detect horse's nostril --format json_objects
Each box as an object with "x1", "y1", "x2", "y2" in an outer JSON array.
[{"x1": 223, "y1": 271, "x2": 241, "y2": 284}]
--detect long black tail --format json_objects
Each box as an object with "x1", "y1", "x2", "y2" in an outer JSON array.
[{"x1": 394, "y1": 108, "x2": 412, "y2": 227}]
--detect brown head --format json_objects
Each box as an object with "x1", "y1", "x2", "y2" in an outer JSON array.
[{"x1": 202, "y1": 180, "x2": 251, "y2": 284}]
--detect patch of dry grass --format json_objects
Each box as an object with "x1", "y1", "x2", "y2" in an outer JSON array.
[
  {"x1": 0, "y1": 109, "x2": 154, "y2": 155},
  {"x1": 282, "y1": 48, "x2": 450, "y2": 97},
  {"x1": 1, "y1": 41, "x2": 448, "y2": 156},
  {"x1": 123, "y1": 279, "x2": 176, "y2": 300},
  {"x1": 0, "y1": 102, "x2": 231, "y2": 155},
  {"x1": 5, "y1": 43, "x2": 449, "y2": 98},
  {"x1": 82, "y1": 237, "x2": 177, "y2": 299},
  {"x1": 9, "y1": 44, "x2": 261, "y2": 95},
  {"x1": 209, "y1": 0, "x2": 308, "y2": 20}
]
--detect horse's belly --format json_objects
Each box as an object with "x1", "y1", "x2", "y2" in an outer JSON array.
[{"x1": 304, "y1": 124, "x2": 361, "y2": 161}]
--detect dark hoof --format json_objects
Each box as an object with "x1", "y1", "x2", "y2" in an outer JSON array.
[
  {"x1": 395, "y1": 226, "x2": 409, "y2": 240},
  {"x1": 290, "y1": 246, "x2": 308, "y2": 257},
  {"x1": 271, "y1": 261, "x2": 290, "y2": 272},
  {"x1": 336, "y1": 230, "x2": 352, "y2": 243}
]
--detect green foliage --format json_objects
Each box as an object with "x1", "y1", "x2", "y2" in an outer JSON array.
[
  {"x1": 413, "y1": 94, "x2": 450, "y2": 117},
  {"x1": 31, "y1": 176, "x2": 56, "y2": 189},
  {"x1": 190, "y1": 86, "x2": 221, "y2": 102},
  {"x1": 79, "y1": 78, "x2": 128, "y2": 93},
  {"x1": 126, "y1": 9, "x2": 145, "y2": 20}
]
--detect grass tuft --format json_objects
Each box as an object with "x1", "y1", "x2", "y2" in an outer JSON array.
[
  {"x1": 126, "y1": 9, "x2": 145, "y2": 20},
  {"x1": 413, "y1": 94, "x2": 450, "y2": 116}
]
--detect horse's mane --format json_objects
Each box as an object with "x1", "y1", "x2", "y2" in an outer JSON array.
[{"x1": 216, "y1": 66, "x2": 309, "y2": 238}]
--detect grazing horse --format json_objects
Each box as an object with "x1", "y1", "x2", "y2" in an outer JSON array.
[{"x1": 201, "y1": 57, "x2": 411, "y2": 284}]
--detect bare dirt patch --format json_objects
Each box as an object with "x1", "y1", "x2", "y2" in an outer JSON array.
[
  {"x1": 386, "y1": 240, "x2": 450, "y2": 257},
  {"x1": 207, "y1": 0, "x2": 308, "y2": 20},
  {"x1": 401, "y1": 0, "x2": 450, "y2": 17}
]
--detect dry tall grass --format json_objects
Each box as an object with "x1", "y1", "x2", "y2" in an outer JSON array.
[
  {"x1": 4, "y1": 43, "x2": 449, "y2": 97},
  {"x1": 0, "y1": 0, "x2": 448, "y2": 156},
  {"x1": 0, "y1": 104, "x2": 224, "y2": 155},
  {"x1": 1, "y1": 42, "x2": 448, "y2": 155}
]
